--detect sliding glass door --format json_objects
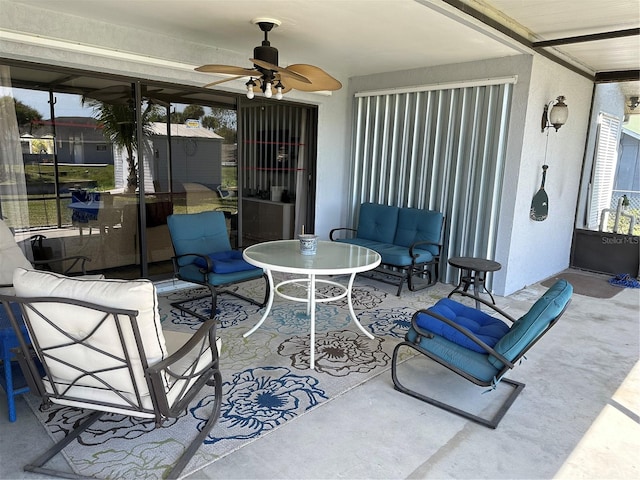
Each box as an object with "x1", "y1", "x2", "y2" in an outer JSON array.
[{"x1": 1, "y1": 61, "x2": 238, "y2": 279}]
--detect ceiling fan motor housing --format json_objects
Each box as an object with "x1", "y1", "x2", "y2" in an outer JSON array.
[
  {"x1": 253, "y1": 19, "x2": 279, "y2": 73},
  {"x1": 254, "y1": 43, "x2": 279, "y2": 67}
]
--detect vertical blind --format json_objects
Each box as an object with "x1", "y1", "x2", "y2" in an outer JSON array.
[
  {"x1": 587, "y1": 112, "x2": 621, "y2": 229},
  {"x1": 238, "y1": 100, "x2": 316, "y2": 236},
  {"x1": 239, "y1": 101, "x2": 307, "y2": 197},
  {"x1": 351, "y1": 79, "x2": 514, "y2": 283}
]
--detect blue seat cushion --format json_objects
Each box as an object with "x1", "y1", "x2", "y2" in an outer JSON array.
[
  {"x1": 415, "y1": 298, "x2": 509, "y2": 353},
  {"x1": 335, "y1": 239, "x2": 434, "y2": 266},
  {"x1": 168, "y1": 212, "x2": 232, "y2": 268},
  {"x1": 193, "y1": 250, "x2": 256, "y2": 274},
  {"x1": 376, "y1": 244, "x2": 434, "y2": 266}
]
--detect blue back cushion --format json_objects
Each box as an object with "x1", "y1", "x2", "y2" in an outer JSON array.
[
  {"x1": 393, "y1": 208, "x2": 442, "y2": 254},
  {"x1": 415, "y1": 298, "x2": 510, "y2": 353},
  {"x1": 167, "y1": 211, "x2": 231, "y2": 267},
  {"x1": 356, "y1": 203, "x2": 398, "y2": 243},
  {"x1": 489, "y1": 279, "x2": 573, "y2": 368}
]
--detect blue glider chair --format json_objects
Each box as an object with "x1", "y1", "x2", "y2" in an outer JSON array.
[
  {"x1": 391, "y1": 279, "x2": 573, "y2": 428},
  {"x1": 167, "y1": 211, "x2": 269, "y2": 321}
]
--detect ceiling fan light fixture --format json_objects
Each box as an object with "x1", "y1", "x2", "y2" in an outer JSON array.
[
  {"x1": 275, "y1": 81, "x2": 284, "y2": 100},
  {"x1": 264, "y1": 81, "x2": 273, "y2": 98},
  {"x1": 245, "y1": 78, "x2": 256, "y2": 99}
]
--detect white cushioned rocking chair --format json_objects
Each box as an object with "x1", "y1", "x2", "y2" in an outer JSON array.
[{"x1": 0, "y1": 268, "x2": 223, "y2": 479}]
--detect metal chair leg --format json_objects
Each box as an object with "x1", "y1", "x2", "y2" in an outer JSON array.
[
  {"x1": 165, "y1": 370, "x2": 222, "y2": 479},
  {"x1": 391, "y1": 342, "x2": 525, "y2": 429},
  {"x1": 25, "y1": 410, "x2": 104, "y2": 478}
]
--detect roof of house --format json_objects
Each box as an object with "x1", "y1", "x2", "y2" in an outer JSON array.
[{"x1": 149, "y1": 122, "x2": 223, "y2": 139}]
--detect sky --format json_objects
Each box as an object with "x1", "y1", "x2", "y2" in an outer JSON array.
[
  {"x1": 10, "y1": 87, "x2": 221, "y2": 121},
  {"x1": 12, "y1": 88, "x2": 88, "y2": 118}
]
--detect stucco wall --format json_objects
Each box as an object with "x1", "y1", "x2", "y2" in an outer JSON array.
[{"x1": 500, "y1": 55, "x2": 593, "y2": 294}]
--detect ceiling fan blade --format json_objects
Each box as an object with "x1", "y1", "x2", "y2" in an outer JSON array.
[
  {"x1": 283, "y1": 64, "x2": 342, "y2": 92},
  {"x1": 250, "y1": 58, "x2": 311, "y2": 84},
  {"x1": 195, "y1": 64, "x2": 257, "y2": 76},
  {"x1": 203, "y1": 76, "x2": 247, "y2": 88}
]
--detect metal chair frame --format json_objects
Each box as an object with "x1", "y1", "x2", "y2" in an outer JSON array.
[
  {"x1": 391, "y1": 291, "x2": 570, "y2": 428},
  {"x1": 170, "y1": 253, "x2": 269, "y2": 322},
  {"x1": 168, "y1": 212, "x2": 269, "y2": 322},
  {"x1": 0, "y1": 293, "x2": 222, "y2": 479},
  {"x1": 329, "y1": 227, "x2": 442, "y2": 296},
  {"x1": 0, "y1": 221, "x2": 90, "y2": 423}
]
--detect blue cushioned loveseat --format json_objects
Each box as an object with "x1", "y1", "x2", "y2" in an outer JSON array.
[{"x1": 330, "y1": 203, "x2": 444, "y2": 295}]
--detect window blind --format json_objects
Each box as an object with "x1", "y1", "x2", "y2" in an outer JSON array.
[{"x1": 350, "y1": 80, "x2": 513, "y2": 284}]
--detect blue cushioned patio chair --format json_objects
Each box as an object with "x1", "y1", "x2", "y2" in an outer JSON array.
[
  {"x1": 168, "y1": 211, "x2": 269, "y2": 321},
  {"x1": 391, "y1": 279, "x2": 573, "y2": 428}
]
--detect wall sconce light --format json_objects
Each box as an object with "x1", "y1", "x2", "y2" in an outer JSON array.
[
  {"x1": 628, "y1": 96, "x2": 639, "y2": 110},
  {"x1": 541, "y1": 95, "x2": 569, "y2": 132}
]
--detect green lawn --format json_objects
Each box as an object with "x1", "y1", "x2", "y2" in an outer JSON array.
[{"x1": 25, "y1": 164, "x2": 116, "y2": 190}]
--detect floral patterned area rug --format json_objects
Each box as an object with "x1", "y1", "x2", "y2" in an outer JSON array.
[{"x1": 25, "y1": 274, "x2": 451, "y2": 479}]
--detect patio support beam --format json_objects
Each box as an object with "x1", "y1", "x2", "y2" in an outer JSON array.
[
  {"x1": 438, "y1": 0, "x2": 594, "y2": 80},
  {"x1": 532, "y1": 28, "x2": 640, "y2": 48}
]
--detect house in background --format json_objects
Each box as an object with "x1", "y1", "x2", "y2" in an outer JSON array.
[
  {"x1": 20, "y1": 117, "x2": 112, "y2": 166},
  {"x1": 148, "y1": 121, "x2": 224, "y2": 193}
]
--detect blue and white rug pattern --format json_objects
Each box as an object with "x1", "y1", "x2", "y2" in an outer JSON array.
[{"x1": 25, "y1": 275, "x2": 450, "y2": 479}]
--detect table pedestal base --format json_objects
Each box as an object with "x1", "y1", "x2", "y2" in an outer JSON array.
[{"x1": 244, "y1": 270, "x2": 373, "y2": 369}]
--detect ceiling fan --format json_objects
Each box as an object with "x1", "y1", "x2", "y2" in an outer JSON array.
[{"x1": 195, "y1": 18, "x2": 342, "y2": 100}]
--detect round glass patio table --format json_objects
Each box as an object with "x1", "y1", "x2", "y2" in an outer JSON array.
[{"x1": 243, "y1": 240, "x2": 381, "y2": 369}]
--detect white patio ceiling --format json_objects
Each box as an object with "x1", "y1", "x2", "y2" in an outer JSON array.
[{"x1": 5, "y1": 0, "x2": 640, "y2": 95}]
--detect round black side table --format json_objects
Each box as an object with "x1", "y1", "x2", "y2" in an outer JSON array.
[{"x1": 448, "y1": 256, "x2": 502, "y2": 308}]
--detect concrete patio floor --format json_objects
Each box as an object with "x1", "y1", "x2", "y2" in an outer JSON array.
[{"x1": 1, "y1": 269, "x2": 638, "y2": 479}]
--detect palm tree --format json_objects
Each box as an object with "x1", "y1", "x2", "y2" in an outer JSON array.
[{"x1": 82, "y1": 98, "x2": 159, "y2": 192}]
